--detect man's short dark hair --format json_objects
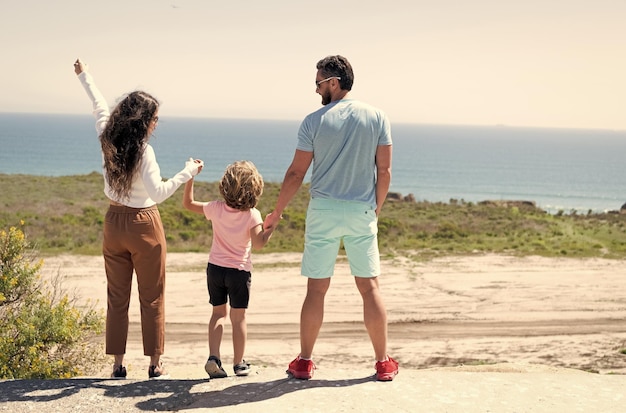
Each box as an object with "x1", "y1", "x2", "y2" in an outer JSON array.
[{"x1": 316, "y1": 55, "x2": 354, "y2": 91}]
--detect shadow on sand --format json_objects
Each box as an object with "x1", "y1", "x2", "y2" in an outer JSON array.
[{"x1": 0, "y1": 373, "x2": 376, "y2": 411}]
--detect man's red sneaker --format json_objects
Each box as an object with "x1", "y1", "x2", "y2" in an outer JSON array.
[
  {"x1": 375, "y1": 356, "x2": 399, "y2": 381},
  {"x1": 287, "y1": 356, "x2": 315, "y2": 380}
]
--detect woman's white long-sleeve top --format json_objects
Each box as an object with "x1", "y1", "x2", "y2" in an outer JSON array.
[{"x1": 78, "y1": 71, "x2": 194, "y2": 207}]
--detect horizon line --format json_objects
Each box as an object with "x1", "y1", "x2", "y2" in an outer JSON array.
[{"x1": 0, "y1": 110, "x2": 624, "y2": 133}]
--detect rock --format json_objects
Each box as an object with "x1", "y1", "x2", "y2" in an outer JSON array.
[
  {"x1": 478, "y1": 200, "x2": 537, "y2": 209},
  {"x1": 403, "y1": 194, "x2": 416, "y2": 203},
  {"x1": 386, "y1": 192, "x2": 416, "y2": 202}
]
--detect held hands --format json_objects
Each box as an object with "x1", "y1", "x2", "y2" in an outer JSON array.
[
  {"x1": 263, "y1": 211, "x2": 283, "y2": 232},
  {"x1": 186, "y1": 158, "x2": 204, "y2": 176},
  {"x1": 73, "y1": 58, "x2": 87, "y2": 75}
]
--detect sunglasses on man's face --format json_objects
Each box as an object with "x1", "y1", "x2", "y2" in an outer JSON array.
[{"x1": 315, "y1": 76, "x2": 341, "y2": 88}]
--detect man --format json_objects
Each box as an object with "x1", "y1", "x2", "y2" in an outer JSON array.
[{"x1": 263, "y1": 55, "x2": 398, "y2": 381}]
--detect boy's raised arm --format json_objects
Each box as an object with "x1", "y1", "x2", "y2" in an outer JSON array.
[{"x1": 182, "y1": 178, "x2": 206, "y2": 214}]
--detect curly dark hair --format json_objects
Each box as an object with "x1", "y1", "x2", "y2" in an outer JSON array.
[
  {"x1": 316, "y1": 55, "x2": 354, "y2": 91},
  {"x1": 219, "y1": 160, "x2": 264, "y2": 210},
  {"x1": 100, "y1": 91, "x2": 159, "y2": 200}
]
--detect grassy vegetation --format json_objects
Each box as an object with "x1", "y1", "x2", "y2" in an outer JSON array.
[{"x1": 1, "y1": 173, "x2": 626, "y2": 259}]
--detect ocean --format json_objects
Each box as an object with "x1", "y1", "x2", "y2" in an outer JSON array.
[{"x1": 1, "y1": 112, "x2": 624, "y2": 214}]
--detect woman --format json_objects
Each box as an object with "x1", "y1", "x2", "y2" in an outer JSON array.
[{"x1": 74, "y1": 58, "x2": 202, "y2": 379}]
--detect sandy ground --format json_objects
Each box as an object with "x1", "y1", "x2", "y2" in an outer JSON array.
[{"x1": 39, "y1": 252, "x2": 626, "y2": 380}]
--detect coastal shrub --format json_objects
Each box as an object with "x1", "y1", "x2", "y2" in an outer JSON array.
[
  {"x1": 434, "y1": 221, "x2": 467, "y2": 239},
  {"x1": 2, "y1": 174, "x2": 626, "y2": 258},
  {"x1": 283, "y1": 212, "x2": 306, "y2": 231},
  {"x1": 179, "y1": 230, "x2": 197, "y2": 241},
  {"x1": 0, "y1": 224, "x2": 105, "y2": 379}
]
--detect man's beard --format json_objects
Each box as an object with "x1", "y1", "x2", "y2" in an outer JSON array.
[{"x1": 321, "y1": 90, "x2": 331, "y2": 105}]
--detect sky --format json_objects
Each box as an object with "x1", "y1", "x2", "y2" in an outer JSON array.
[{"x1": 1, "y1": 0, "x2": 625, "y2": 130}]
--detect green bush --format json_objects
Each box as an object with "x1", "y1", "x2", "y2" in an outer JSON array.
[{"x1": 0, "y1": 224, "x2": 105, "y2": 379}]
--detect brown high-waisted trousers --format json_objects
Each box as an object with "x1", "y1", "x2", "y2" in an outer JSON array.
[{"x1": 102, "y1": 204, "x2": 167, "y2": 357}]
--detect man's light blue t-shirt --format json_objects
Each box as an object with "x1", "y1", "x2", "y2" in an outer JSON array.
[{"x1": 297, "y1": 98, "x2": 392, "y2": 208}]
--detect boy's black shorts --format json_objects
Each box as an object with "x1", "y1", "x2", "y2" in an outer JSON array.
[{"x1": 206, "y1": 262, "x2": 251, "y2": 308}]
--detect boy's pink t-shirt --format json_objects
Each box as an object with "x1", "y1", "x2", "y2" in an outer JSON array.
[{"x1": 203, "y1": 200, "x2": 263, "y2": 272}]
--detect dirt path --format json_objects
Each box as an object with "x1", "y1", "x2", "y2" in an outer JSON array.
[{"x1": 41, "y1": 253, "x2": 626, "y2": 378}]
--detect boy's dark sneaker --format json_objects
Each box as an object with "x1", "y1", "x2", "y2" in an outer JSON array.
[
  {"x1": 111, "y1": 365, "x2": 127, "y2": 379},
  {"x1": 375, "y1": 356, "x2": 399, "y2": 381},
  {"x1": 148, "y1": 361, "x2": 170, "y2": 380},
  {"x1": 286, "y1": 356, "x2": 315, "y2": 380},
  {"x1": 205, "y1": 355, "x2": 228, "y2": 378},
  {"x1": 234, "y1": 360, "x2": 251, "y2": 376}
]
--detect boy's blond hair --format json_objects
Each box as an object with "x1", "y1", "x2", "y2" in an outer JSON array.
[{"x1": 219, "y1": 160, "x2": 264, "y2": 210}]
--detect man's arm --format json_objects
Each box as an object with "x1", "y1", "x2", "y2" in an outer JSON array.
[
  {"x1": 263, "y1": 149, "x2": 313, "y2": 231},
  {"x1": 375, "y1": 144, "x2": 392, "y2": 216}
]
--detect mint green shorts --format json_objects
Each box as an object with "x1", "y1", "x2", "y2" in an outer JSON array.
[{"x1": 301, "y1": 198, "x2": 380, "y2": 279}]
